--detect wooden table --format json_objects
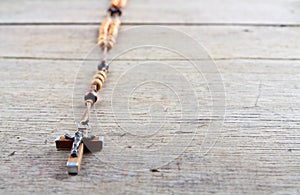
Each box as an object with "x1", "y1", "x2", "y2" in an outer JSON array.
[{"x1": 0, "y1": 0, "x2": 299, "y2": 194}]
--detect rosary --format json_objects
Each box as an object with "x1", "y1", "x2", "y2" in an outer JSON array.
[{"x1": 55, "y1": 0, "x2": 127, "y2": 175}]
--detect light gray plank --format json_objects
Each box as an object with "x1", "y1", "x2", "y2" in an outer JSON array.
[
  {"x1": 1, "y1": 0, "x2": 299, "y2": 194},
  {"x1": 0, "y1": 59, "x2": 299, "y2": 194},
  {"x1": 0, "y1": 0, "x2": 299, "y2": 25},
  {"x1": 0, "y1": 25, "x2": 300, "y2": 60}
]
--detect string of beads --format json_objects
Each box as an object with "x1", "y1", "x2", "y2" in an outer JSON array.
[{"x1": 81, "y1": 0, "x2": 127, "y2": 124}]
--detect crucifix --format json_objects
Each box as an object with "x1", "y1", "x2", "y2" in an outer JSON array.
[
  {"x1": 55, "y1": 123, "x2": 104, "y2": 174},
  {"x1": 55, "y1": 0, "x2": 127, "y2": 175}
]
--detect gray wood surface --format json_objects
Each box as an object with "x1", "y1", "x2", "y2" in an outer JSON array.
[
  {"x1": 0, "y1": 0, "x2": 300, "y2": 25},
  {"x1": 0, "y1": 0, "x2": 299, "y2": 194},
  {"x1": 1, "y1": 25, "x2": 300, "y2": 60}
]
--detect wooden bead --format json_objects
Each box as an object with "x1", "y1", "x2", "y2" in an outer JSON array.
[
  {"x1": 111, "y1": 0, "x2": 119, "y2": 7},
  {"x1": 107, "y1": 39, "x2": 115, "y2": 50},
  {"x1": 107, "y1": 17, "x2": 121, "y2": 49},
  {"x1": 93, "y1": 73, "x2": 105, "y2": 83},
  {"x1": 120, "y1": 0, "x2": 127, "y2": 8},
  {"x1": 98, "y1": 17, "x2": 112, "y2": 47},
  {"x1": 111, "y1": 0, "x2": 127, "y2": 8},
  {"x1": 90, "y1": 70, "x2": 107, "y2": 92},
  {"x1": 97, "y1": 70, "x2": 107, "y2": 80},
  {"x1": 112, "y1": 18, "x2": 121, "y2": 32},
  {"x1": 90, "y1": 79, "x2": 103, "y2": 91},
  {"x1": 90, "y1": 84, "x2": 97, "y2": 91}
]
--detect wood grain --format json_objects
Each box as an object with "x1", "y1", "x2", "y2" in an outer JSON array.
[
  {"x1": 0, "y1": 0, "x2": 299, "y2": 25},
  {"x1": 0, "y1": 59, "x2": 299, "y2": 193},
  {"x1": 67, "y1": 143, "x2": 84, "y2": 174},
  {"x1": 0, "y1": 0, "x2": 299, "y2": 194},
  {"x1": 0, "y1": 25, "x2": 300, "y2": 60}
]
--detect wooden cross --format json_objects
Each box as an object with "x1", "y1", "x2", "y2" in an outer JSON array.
[{"x1": 55, "y1": 125, "x2": 103, "y2": 174}]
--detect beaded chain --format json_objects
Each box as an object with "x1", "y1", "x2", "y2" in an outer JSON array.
[
  {"x1": 55, "y1": 0, "x2": 128, "y2": 175},
  {"x1": 81, "y1": 0, "x2": 127, "y2": 125}
]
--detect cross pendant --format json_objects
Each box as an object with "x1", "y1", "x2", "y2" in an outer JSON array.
[{"x1": 55, "y1": 125, "x2": 103, "y2": 174}]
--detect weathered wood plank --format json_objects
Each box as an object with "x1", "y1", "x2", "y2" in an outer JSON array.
[
  {"x1": 0, "y1": 25, "x2": 300, "y2": 60},
  {"x1": 1, "y1": 0, "x2": 300, "y2": 193},
  {"x1": 0, "y1": 0, "x2": 299, "y2": 25},
  {"x1": 0, "y1": 58, "x2": 300, "y2": 193}
]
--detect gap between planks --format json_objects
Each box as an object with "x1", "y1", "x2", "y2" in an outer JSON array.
[
  {"x1": 0, "y1": 22, "x2": 299, "y2": 27},
  {"x1": 2, "y1": 56, "x2": 300, "y2": 62}
]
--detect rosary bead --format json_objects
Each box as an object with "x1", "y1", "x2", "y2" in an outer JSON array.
[
  {"x1": 108, "y1": 7, "x2": 122, "y2": 16},
  {"x1": 91, "y1": 79, "x2": 103, "y2": 91},
  {"x1": 111, "y1": 0, "x2": 127, "y2": 8},
  {"x1": 97, "y1": 70, "x2": 107, "y2": 80},
  {"x1": 98, "y1": 61, "x2": 109, "y2": 71},
  {"x1": 84, "y1": 90, "x2": 98, "y2": 104}
]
